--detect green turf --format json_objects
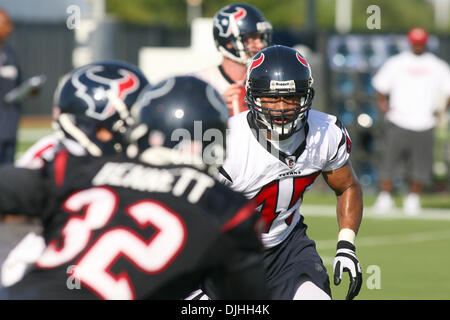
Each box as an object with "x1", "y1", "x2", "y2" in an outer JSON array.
[
  {"x1": 303, "y1": 188, "x2": 450, "y2": 209},
  {"x1": 18, "y1": 141, "x2": 35, "y2": 153},
  {"x1": 305, "y1": 215, "x2": 450, "y2": 300}
]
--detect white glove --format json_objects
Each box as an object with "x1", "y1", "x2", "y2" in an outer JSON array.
[
  {"x1": 1, "y1": 232, "x2": 45, "y2": 287},
  {"x1": 333, "y1": 240, "x2": 362, "y2": 300}
]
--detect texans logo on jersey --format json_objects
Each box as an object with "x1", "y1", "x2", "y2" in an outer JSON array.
[
  {"x1": 214, "y1": 6, "x2": 247, "y2": 38},
  {"x1": 72, "y1": 65, "x2": 140, "y2": 121},
  {"x1": 285, "y1": 156, "x2": 296, "y2": 168}
]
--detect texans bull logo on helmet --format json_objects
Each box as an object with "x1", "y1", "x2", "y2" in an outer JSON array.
[
  {"x1": 214, "y1": 6, "x2": 247, "y2": 38},
  {"x1": 72, "y1": 65, "x2": 140, "y2": 121},
  {"x1": 249, "y1": 53, "x2": 264, "y2": 73},
  {"x1": 296, "y1": 52, "x2": 308, "y2": 67}
]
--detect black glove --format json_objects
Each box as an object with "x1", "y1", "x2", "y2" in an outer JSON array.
[{"x1": 333, "y1": 240, "x2": 362, "y2": 300}]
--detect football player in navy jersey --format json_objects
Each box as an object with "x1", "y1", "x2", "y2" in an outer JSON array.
[
  {"x1": 210, "y1": 45, "x2": 363, "y2": 300},
  {"x1": 0, "y1": 60, "x2": 150, "y2": 287},
  {"x1": 0, "y1": 73, "x2": 267, "y2": 299}
]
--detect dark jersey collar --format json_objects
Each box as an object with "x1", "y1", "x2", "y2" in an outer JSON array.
[
  {"x1": 218, "y1": 65, "x2": 236, "y2": 85},
  {"x1": 246, "y1": 112, "x2": 309, "y2": 168}
]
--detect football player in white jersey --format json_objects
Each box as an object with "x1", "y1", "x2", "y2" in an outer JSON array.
[
  {"x1": 212, "y1": 45, "x2": 364, "y2": 300},
  {"x1": 190, "y1": 3, "x2": 272, "y2": 117}
]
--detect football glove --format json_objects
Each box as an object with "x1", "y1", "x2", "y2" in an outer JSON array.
[{"x1": 333, "y1": 240, "x2": 362, "y2": 300}]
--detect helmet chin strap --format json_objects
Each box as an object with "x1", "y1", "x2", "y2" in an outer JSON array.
[{"x1": 219, "y1": 46, "x2": 249, "y2": 65}]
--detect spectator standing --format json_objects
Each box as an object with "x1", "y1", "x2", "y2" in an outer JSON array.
[{"x1": 371, "y1": 27, "x2": 450, "y2": 215}]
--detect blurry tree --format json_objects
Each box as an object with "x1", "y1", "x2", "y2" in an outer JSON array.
[
  {"x1": 201, "y1": 0, "x2": 308, "y2": 28},
  {"x1": 106, "y1": 0, "x2": 449, "y2": 33},
  {"x1": 351, "y1": 0, "x2": 437, "y2": 33},
  {"x1": 106, "y1": 0, "x2": 188, "y2": 26},
  {"x1": 316, "y1": 0, "x2": 447, "y2": 33}
]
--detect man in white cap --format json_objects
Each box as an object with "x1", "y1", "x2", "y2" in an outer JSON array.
[{"x1": 371, "y1": 27, "x2": 450, "y2": 215}]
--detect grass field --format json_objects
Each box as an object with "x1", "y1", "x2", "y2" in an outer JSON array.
[
  {"x1": 15, "y1": 120, "x2": 450, "y2": 300},
  {"x1": 301, "y1": 206, "x2": 450, "y2": 300}
]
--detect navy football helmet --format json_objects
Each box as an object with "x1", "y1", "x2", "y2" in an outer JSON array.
[
  {"x1": 245, "y1": 45, "x2": 315, "y2": 137},
  {"x1": 53, "y1": 60, "x2": 149, "y2": 156},
  {"x1": 127, "y1": 76, "x2": 229, "y2": 171},
  {"x1": 213, "y1": 3, "x2": 272, "y2": 65}
]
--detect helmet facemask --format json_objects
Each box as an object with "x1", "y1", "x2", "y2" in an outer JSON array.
[
  {"x1": 241, "y1": 29, "x2": 272, "y2": 62},
  {"x1": 128, "y1": 125, "x2": 226, "y2": 177},
  {"x1": 246, "y1": 88, "x2": 314, "y2": 138},
  {"x1": 55, "y1": 112, "x2": 128, "y2": 157},
  {"x1": 221, "y1": 29, "x2": 272, "y2": 65}
]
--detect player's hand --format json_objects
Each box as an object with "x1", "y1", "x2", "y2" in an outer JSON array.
[
  {"x1": 223, "y1": 84, "x2": 247, "y2": 116},
  {"x1": 223, "y1": 84, "x2": 245, "y2": 105},
  {"x1": 333, "y1": 240, "x2": 362, "y2": 300}
]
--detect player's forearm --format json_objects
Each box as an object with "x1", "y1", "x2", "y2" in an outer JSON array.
[
  {"x1": 336, "y1": 181, "x2": 363, "y2": 240},
  {"x1": 322, "y1": 162, "x2": 363, "y2": 241}
]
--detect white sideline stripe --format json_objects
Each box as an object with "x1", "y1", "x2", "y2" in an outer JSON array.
[
  {"x1": 301, "y1": 204, "x2": 450, "y2": 221},
  {"x1": 316, "y1": 228, "x2": 450, "y2": 251}
]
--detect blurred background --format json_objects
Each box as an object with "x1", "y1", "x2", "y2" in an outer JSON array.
[
  {"x1": 1, "y1": 0, "x2": 450, "y2": 300},
  {"x1": 3, "y1": 0, "x2": 449, "y2": 199}
]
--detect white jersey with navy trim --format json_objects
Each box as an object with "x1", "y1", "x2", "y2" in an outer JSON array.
[{"x1": 217, "y1": 110, "x2": 351, "y2": 248}]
